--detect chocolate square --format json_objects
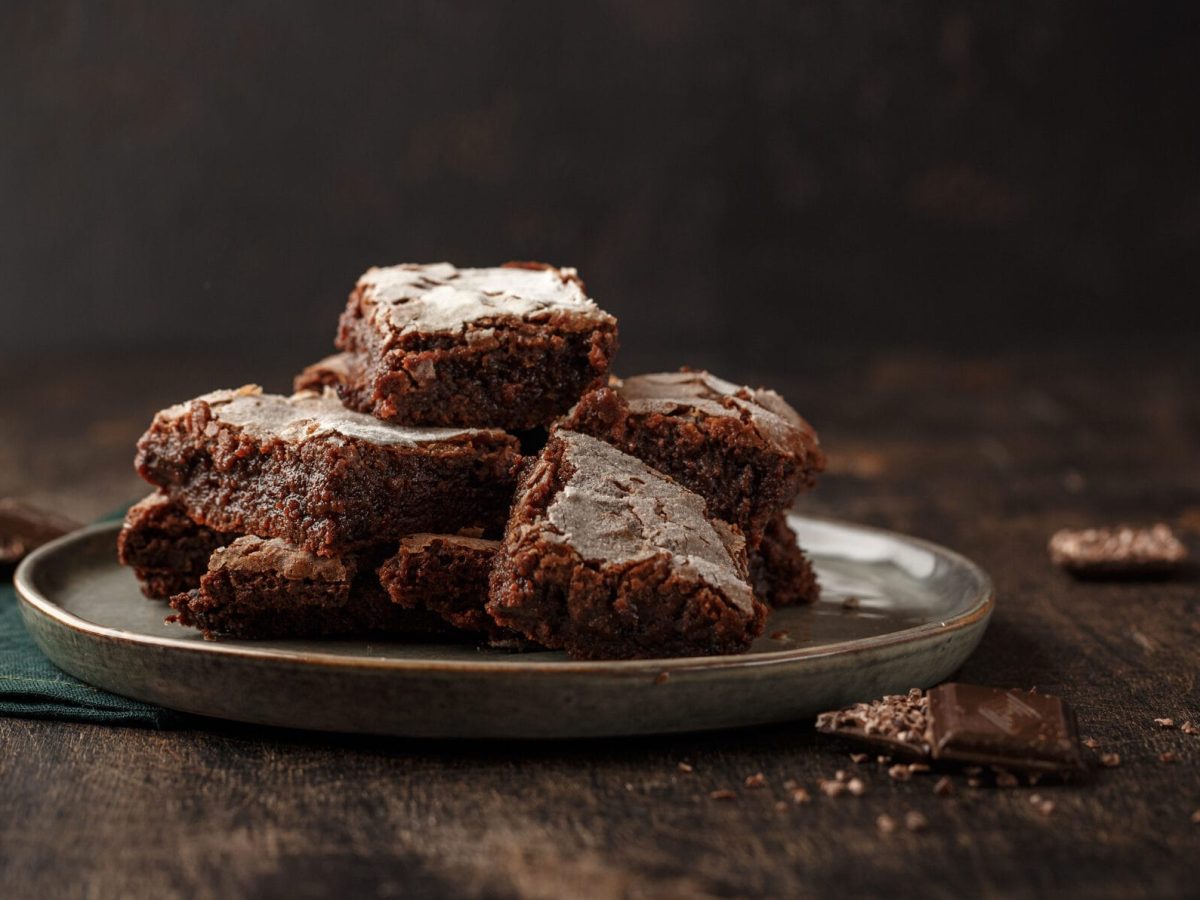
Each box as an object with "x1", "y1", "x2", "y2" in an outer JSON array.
[{"x1": 928, "y1": 683, "x2": 1085, "y2": 774}]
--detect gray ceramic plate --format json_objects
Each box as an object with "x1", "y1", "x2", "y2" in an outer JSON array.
[{"x1": 14, "y1": 515, "x2": 993, "y2": 738}]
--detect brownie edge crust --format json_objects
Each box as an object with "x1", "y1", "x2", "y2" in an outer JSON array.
[{"x1": 487, "y1": 430, "x2": 767, "y2": 660}]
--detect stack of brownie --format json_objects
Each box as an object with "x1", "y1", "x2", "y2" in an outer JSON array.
[{"x1": 118, "y1": 262, "x2": 825, "y2": 659}]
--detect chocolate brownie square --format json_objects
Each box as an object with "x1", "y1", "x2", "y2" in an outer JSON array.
[
  {"x1": 135, "y1": 386, "x2": 521, "y2": 557},
  {"x1": 750, "y1": 514, "x2": 820, "y2": 607},
  {"x1": 487, "y1": 430, "x2": 766, "y2": 659},
  {"x1": 378, "y1": 533, "x2": 527, "y2": 644},
  {"x1": 559, "y1": 370, "x2": 825, "y2": 545},
  {"x1": 335, "y1": 262, "x2": 618, "y2": 429},
  {"x1": 169, "y1": 536, "x2": 446, "y2": 640},
  {"x1": 117, "y1": 492, "x2": 239, "y2": 599}
]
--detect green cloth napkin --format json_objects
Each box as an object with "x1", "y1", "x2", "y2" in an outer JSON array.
[{"x1": 0, "y1": 508, "x2": 179, "y2": 728}]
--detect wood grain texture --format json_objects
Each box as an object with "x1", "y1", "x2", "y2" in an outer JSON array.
[{"x1": 1, "y1": 349, "x2": 1198, "y2": 899}]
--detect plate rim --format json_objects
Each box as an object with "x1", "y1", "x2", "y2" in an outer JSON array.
[{"x1": 13, "y1": 515, "x2": 995, "y2": 676}]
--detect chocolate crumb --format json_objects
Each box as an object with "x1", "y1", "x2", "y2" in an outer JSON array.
[
  {"x1": 820, "y1": 779, "x2": 847, "y2": 798},
  {"x1": 994, "y1": 769, "x2": 1020, "y2": 788},
  {"x1": 791, "y1": 788, "x2": 812, "y2": 805},
  {"x1": 677, "y1": 762, "x2": 694, "y2": 774},
  {"x1": 1159, "y1": 752, "x2": 1177, "y2": 764},
  {"x1": 1029, "y1": 794, "x2": 1055, "y2": 817},
  {"x1": 1083, "y1": 738, "x2": 1099, "y2": 750},
  {"x1": 1154, "y1": 717, "x2": 1175, "y2": 728},
  {"x1": 1182, "y1": 722, "x2": 1199, "y2": 735},
  {"x1": 709, "y1": 789, "x2": 737, "y2": 801},
  {"x1": 850, "y1": 753, "x2": 870, "y2": 764},
  {"x1": 814, "y1": 689, "x2": 931, "y2": 759},
  {"x1": 904, "y1": 811, "x2": 928, "y2": 832},
  {"x1": 834, "y1": 769, "x2": 849, "y2": 783},
  {"x1": 876, "y1": 814, "x2": 898, "y2": 834},
  {"x1": 1099, "y1": 752, "x2": 1121, "y2": 768},
  {"x1": 770, "y1": 630, "x2": 790, "y2": 641},
  {"x1": 654, "y1": 671, "x2": 670, "y2": 685},
  {"x1": 933, "y1": 776, "x2": 954, "y2": 797},
  {"x1": 888, "y1": 765, "x2": 912, "y2": 782},
  {"x1": 877, "y1": 755, "x2": 891, "y2": 765},
  {"x1": 908, "y1": 763, "x2": 931, "y2": 775},
  {"x1": 744, "y1": 773, "x2": 768, "y2": 789},
  {"x1": 847, "y1": 777, "x2": 867, "y2": 797},
  {"x1": 782, "y1": 779, "x2": 799, "y2": 791}
]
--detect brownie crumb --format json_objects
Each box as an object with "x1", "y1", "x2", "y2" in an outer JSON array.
[
  {"x1": 819, "y1": 779, "x2": 847, "y2": 798},
  {"x1": 1099, "y1": 752, "x2": 1121, "y2": 767},
  {"x1": 933, "y1": 776, "x2": 954, "y2": 797},
  {"x1": 744, "y1": 773, "x2": 768, "y2": 789},
  {"x1": 876, "y1": 814, "x2": 899, "y2": 834},
  {"x1": 709, "y1": 789, "x2": 737, "y2": 801},
  {"x1": 1181, "y1": 721, "x2": 1199, "y2": 735},
  {"x1": 1154, "y1": 717, "x2": 1175, "y2": 728},
  {"x1": 994, "y1": 769, "x2": 1020, "y2": 788},
  {"x1": 770, "y1": 630, "x2": 790, "y2": 641},
  {"x1": 1029, "y1": 794, "x2": 1056, "y2": 817},
  {"x1": 904, "y1": 811, "x2": 928, "y2": 832},
  {"x1": 1048, "y1": 523, "x2": 1188, "y2": 577},
  {"x1": 654, "y1": 671, "x2": 670, "y2": 685},
  {"x1": 847, "y1": 777, "x2": 867, "y2": 797},
  {"x1": 1083, "y1": 737, "x2": 1099, "y2": 750},
  {"x1": 791, "y1": 788, "x2": 812, "y2": 805},
  {"x1": 888, "y1": 765, "x2": 913, "y2": 782}
]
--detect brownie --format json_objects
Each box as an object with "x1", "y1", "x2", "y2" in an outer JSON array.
[
  {"x1": 135, "y1": 386, "x2": 521, "y2": 557},
  {"x1": 487, "y1": 430, "x2": 767, "y2": 660},
  {"x1": 379, "y1": 533, "x2": 528, "y2": 644},
  {"x1": 559, "y1": 370, "x2": 825, "y2": 545},
  {"x1": 293, "y1": 352, "x2": 353, "y2": 393},
  {"x1": 750, "y1": 514, "x2": 820, "y2": 606},
  {"x1": 117, "y1": 492, "x2": 239, "y2": 599},
  {"x1": 169, "y1": 536, "x2": 446, "y2": 640},
  {"x1": 334, "y1": 261, "x2": 618, "y2": 429}
]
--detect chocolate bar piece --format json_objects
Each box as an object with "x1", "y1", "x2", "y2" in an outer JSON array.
[
  {"x1": 927, "y1": 683, "x2": 1086, "y2": 774},
  {"x1": 0, "y1": 499, "x2": 78, "y2": 567},
  {"x1": 814, "y1": 688, "x2": 931, "y2": 760},
  {"x1": 1049, "y1": 524, "x2": 1188, "y2": 577},
  {"x1": 816, "y1": 684, "x2": 1086, "y2": 776}
]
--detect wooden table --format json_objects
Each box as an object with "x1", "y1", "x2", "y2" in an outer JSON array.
[{"x1": 2, "y1": 348, "x2": 1197, "y2": 899}]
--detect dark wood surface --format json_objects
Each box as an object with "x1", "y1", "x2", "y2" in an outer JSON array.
[{"x1": 2, "y1": 348, "x2": 1198, "y2": 899}]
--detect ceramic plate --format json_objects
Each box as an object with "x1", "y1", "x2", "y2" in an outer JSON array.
[{"x1": 14, "y1": 515, "x2": 993, "y2": 738}]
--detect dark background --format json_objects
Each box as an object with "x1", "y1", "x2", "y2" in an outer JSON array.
[{"x1": 2, "y1": 1, "x2": 1197, "y2": 379}]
